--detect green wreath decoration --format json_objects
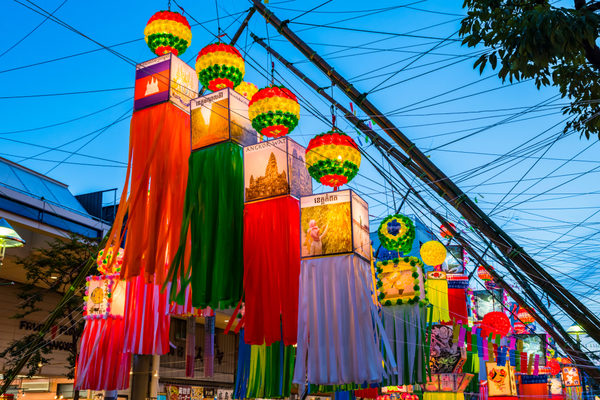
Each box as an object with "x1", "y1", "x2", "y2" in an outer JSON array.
[{"x1": 377, "y1": 214, "x2": 415, "y2": 253}]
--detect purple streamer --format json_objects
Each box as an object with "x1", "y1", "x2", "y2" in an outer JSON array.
[{"x1": 205, "y1": 315, "x2": 215, "y2": 377}]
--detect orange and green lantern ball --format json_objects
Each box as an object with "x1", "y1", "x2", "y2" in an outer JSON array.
[
  {"x1": 248, "y1": 86, "x2": 301, "y2": 138},
  {"x1": 144, "y1": 11, "x2": 192, "y2": 56},
  {"x1": 235, "y1": 81, "x2": 259, "y2": 101},
  {"x1": 195, "y1": 43, "x2": 245, "y2": 92},
  {"x1": 305, "y1": 130, "x2": 362, "y2": 187}
]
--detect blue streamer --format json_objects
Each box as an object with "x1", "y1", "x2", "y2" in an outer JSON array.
[{"x1": 234, "y1": 330, "x2": 252, "y2": 400}]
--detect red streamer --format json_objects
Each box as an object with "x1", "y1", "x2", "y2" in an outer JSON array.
[{"x1": 243, "y1": 196, "x2": 301, "y2": 346}]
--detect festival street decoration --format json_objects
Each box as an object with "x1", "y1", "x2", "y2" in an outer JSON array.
[
  {"x1": 196, "y1": 43, "x2": 245, "y2": 91},
  {"x1": 305, "y1": 130, "x2": 362, "y2": 188},
  {"x1": 377, "y1": 214, "x2": 416, "y2": 254},
  {"x1": 235, "y1": 81, "x2": 259, "y2": 101},
  {"x1": 144, "y1": 10, "x2": 192, "y2": 56},
  {"x1": 425, "y1": 270, "x2": 450, "y2": 323},
  {"x1": 420, "y1": 241, "x2": 447, "y2": 267},
  {"x1": 248, "y1": 86, "x2": 301, "y2": 138}
]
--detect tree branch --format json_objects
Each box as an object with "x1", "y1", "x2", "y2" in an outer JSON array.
[{"x1": 587, "y1": 2, "x2": 600, "y2": 12}]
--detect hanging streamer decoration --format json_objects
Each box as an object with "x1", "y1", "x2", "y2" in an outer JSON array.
[
  {"x1": 186, "y1": 316, "x2": 196, "y2": 378},
  {"x1": 377, "y1": 256, "x2": 429, "y2": 385},
  {"x1": 144, "y1": 10, "x2": 192, "y2": 56},
  {"x1": 243, "y1": 196, "x2": 301, "y2": 346},
  {"x1": 102, "y1": 102, "x2": 190, "y2": 284},
  {"x1": 196, "y1": 43, "x2": 245, "y2": 91},
  {"x1": 425, "y1": 270, "x2": 450, "y2": 323},
  {"x1": 248, "y1": 86, "x2": 300, "y2": 138},
  {"x1": 294, "y1": 255, "x2": 388, "y2": 386},
  {"x1": 167, "y1": 141, "x2": 244, "y2": 309},
  {"x1": 377, "y1": 214, "x2": 415, "y2": 253},
  {"x1": 204, "y1": 313, "x2": 215, "y2": 377},
  {"x1": 76, "y1": 273, "x2": 130, "y2": 391},
  {"x1": 235, "y1": 81, "x2": 259, "y2": 101},
  {"x1": 305, "y1": 130, "x2": 362, "y2": 187}
]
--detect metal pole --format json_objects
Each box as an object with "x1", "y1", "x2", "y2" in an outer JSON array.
[{"x1": 250, "y1": 0, "x2": 600, "y2": 350}]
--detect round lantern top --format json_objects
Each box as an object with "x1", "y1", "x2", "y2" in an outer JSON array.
[
  {"x1": 477, "y1": 265, "x2": 494, "y2": 281},
  {"x1": 481, "y1": 311, "x2": 511, "y2": 338},
  {"x1": 97, "y1": 246, "x2": 124, "y2": 275},
  {"x1": 144, "y1": 10, "x2": 192, "y2": 56},
  {"x1": 420, "y1": 240, "x2": 447, "y2": 266},
  {"x1": 377, "y1": 214, "x2": 415, "y2": 253},
  {"x1": 235, "y1": 81, "x2": 259, "y2": 101},
  {"x1": 440, "y1": 222, "x2": 456, "y2": 238},
  {"x1": 248, "y1": 85, "x2": 301, "y2": 138},
  {"x1": 305, "y1": 130, "x2": 362, "y2": 188},
  {"x1": 517, "y1": 306, "x2": 536, "y2": 324},
  {"x1": 197, "y1": 43, "x2": 243, "y2": 60},
  {"x1": 195, "y1": 43, "x2": 245, "y2": 92},
  {"x1": 248, "y1": 85, "x2": 298, "y2": 106}
]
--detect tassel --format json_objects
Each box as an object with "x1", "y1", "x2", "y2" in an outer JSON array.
[
  {"x1": 205, "y1": 314, "x2": 215, "y2": 377},
  {"x1": 186, "y1": 316, "x2": 196, "y2": 378}
]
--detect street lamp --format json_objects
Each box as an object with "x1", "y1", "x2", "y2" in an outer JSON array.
[
  {"x1": 0, "y1": 218, "x2": 25, "y2": 266},
  {"x1": 567, "y1": 323, "x2": 586, "y2": 344}
]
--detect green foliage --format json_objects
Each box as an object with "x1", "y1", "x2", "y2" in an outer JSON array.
[
  {"x1": 0, "y1": 235, "x2": 98, "y2": 379},
  {"x1": 460, "y1": 0, "x2": 600, "y2": 139}
]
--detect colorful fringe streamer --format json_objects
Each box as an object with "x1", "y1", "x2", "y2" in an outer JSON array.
[
  {"x1": 244, "y1": 341, "x2": 295, "y2": 399},
  {"x1": 294, "y1": 254, "x2": 385, "y2": 386},
  {"x1": 243, "y1": 196, "x2": 300, "y2": 346},
  {"x1": 124, "y1": 276, "x2": 171, "y2": 355},
  {"x1": 424, "y1": 394, "x2": 465, "y2": 400},
  {"x1": 381, "y1": 303, "x2": 429, "y2": 385},
  {"x1": 104, "y1": 102, "x2": 190, "y2": 284},
  {"x1": 425, "y1": 277, "x2": 450, "y2": 323},
  {"x1": 447, "y1": 279, "x2": 469, "y2": 324},
  {"x1": 234, "y1": 330, "x2": 252, "y2": 400},
  {"x1": 204, "y1": 315, "x2": 215, "y2": 377},
  {"x1": 168, "y1": 142, "x2": 244, "y2": 309},
  {"x1": 186, "y1": 316, "x2": 196, "y2": 378},
  {"x1": 75, "y1": 317, "x2": 131, "y2": 390}
]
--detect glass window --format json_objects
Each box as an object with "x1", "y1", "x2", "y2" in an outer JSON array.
[
  {"x1": 0, "y1": 161, "x2": 27, "y2": 192},
  {"x1": 11, "y1": 167, "x2": 58, "y2": 203},
  {"x1": 43, "y1": 181, "x2": 88, "y2": 214}
]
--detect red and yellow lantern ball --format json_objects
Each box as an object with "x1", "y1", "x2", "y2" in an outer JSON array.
[
  {"x1": 440, "y1": 222, "x2": 456, "y2": 238},
  {"x1": 306, "y1": 130, "x2": 361, "y2": 187},
  {"x1": 477, "y1": 265, "x2": 494, "y2": 281},
  {"x1": 195, "y1": 43, "x2": 245, "y2": 92},
  {"x1": 144, "y1": 11, "x2": 192, "y2": 56},
  {"x1": 481, "y1": 311, "x2": 511, "y2": 338},
  {"x1": 517, "y1": 306, "x2": 536, "y2": 324},
  {"x1": 235, "y1": 81, "x2": 259, "y2": 101},
  {"x1": 248, "y1": 86, "x2": 300, "y2": 138}
]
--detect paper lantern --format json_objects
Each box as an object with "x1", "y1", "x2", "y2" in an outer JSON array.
[
  {"x1": 481, "y1": 311, "x2": 511, "y2": 338},
  {"x1": 305, "y1": 130, "x2": 361, "y2": 187},
  {"x1": 134, "y1": 53, "x2": 198, "y2": 113},
  {"x1": 191, "y1": 88, "x2": 258, "y2": 150},
  {"x1": 376, "y1": 256, "x2": 425, "y2": 306},
  {"x1": 144, "y1": 11, "x2": 192, "y2": 56},
  {"x1": 477, "y1": 265, "x2": 494, "y2": 281},
  {"x1": 440, "y1": 222, "x2": 456, "y2": 238},
  {"x1": 96, "y1": 247, "x2": 123, "y2": 275},
  {"x1": 244, "y1": 136, "x2": 312, "y2": 202},
  {"x1": 196, "y1": 43, "x2": 245, "y2": 92},
  {"x1": 248, "y1": 86, "x2": 300, "y2": 138},
  {"x1": 547, "y1": 359, "x2": 561, "y2": 376},
  {"x1": 235, "y1": 81, "x2": 259, "y2": 101},
  {"x1": 517, "y1": 306, "x2": 536, "y2": 324},
  {"x1": 377, "y1": 214, "x2": 415, "y2": 253},
  {"x1": 300, "y1": 189, "x2": 371, "y2": 261},
  {"x1": 420, "y1": 241, "x2": 447, "y2": 266},
  {"x1": 429, "y1": 326, "x2": 467, "y2": 373}
]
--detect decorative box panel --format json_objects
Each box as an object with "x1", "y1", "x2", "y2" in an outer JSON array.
[
  {"x1": 550, "y1": 377, "x2": 563, "y2": 395},
  {"x1": 134, "y1": 53, "x2": 198, "y2": 114},
  {"x1": 486, "y1": 362, "x2": 517, "y2": 397},
  {"x1": 300, "y1": 189, "x2": 370, "y2": 261},
  {"x1": 191, "y1": 88, "x2": 258, "y2": 151},
  {"x1": 424, "y1": 374, "x2": 440, "y2": 392},
  {"x1": 440, "y1": 374, "x2": 458, "y2": 392},
  {"x1": 562, "y1": 366, "x2": 581, "y2": 387},
  {"x1": 84, "y1": 274, "x2": 126, "y2": 319},
  {"x1": 243, "y1": 137, "x2": 312, "y2": 202},
  {"x1": 514, "y1": 333, "x2": 547, "y2": 366},
  {"x1": 429, "y1": 325, "x2": 467, "y2": 374},
  {"x1": 443, "y1": 245, "x2": 464, "y2": 274},
  {"x1": 376, "y1": 257, "x2": 424, "y2": 306},
  {"x1": 473, "y1": 289, "x2": 504, "y2": 320},
  {"x1": 457, "y1": 374, "x2": 474, "y2": 392}
]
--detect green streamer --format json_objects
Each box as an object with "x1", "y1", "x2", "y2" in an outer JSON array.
[
  {"x1": 247, "y1": 341, "x2": 295, "y2": 399},
  {"x1": 168, "y1": 142, "x2": 244, "y2": 309}
]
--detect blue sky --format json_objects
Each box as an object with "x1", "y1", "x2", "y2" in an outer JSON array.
[{"x1": 2, "y1": 0, "x2": 600, "y2": 352}]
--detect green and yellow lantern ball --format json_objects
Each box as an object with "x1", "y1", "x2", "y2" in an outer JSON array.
[
  {"x1": 235, "y1": 81, "x2": 259, "y2": 101},
  {"x1": 306, "y1": 130, "x2": 361, "y2": 187},
  {"x1": 248, "y1": 86, "x2": 300, "y2": 138},
  {"x1": 377, "y1": 214, "x2": 415, "y2": 254},
  {"x1": 196, "y1": 43, "x2": 245, "y2": 92},
  {"x1": 420, "y1": 240, "x2": 447, "y2": 266},
  {"x1": 144, "y1": 11, "x2": 192, "y2": 56}
]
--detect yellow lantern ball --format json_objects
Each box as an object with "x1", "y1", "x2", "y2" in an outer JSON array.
[{"x1": 420, "y1": 241, "x2": 447, "y2": 266}]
